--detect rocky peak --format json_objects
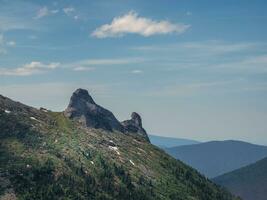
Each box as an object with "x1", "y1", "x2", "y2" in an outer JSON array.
[
  {"x1": 72, "y1": 88, "x2": 95, "y2": 104},
  {"x1": 64, "y1": 88, "x2": 124, "y2": 132},
  {"x1": 131, "y1": 112, "x2": 142, "y2": 127},
  {"x1": 122, "y1": 112, "x2": 150, "y2": 142},
  {"x1": 64, "y1": 89, "x2": 150, "y2": 142}
]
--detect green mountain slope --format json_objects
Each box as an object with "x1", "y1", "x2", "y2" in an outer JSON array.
[
  {"x1": 0, "y1": 91, "x2": 240, "y2": 200},
  {"x1": 213, "y1": 157, "x2": 267, "y2": 200}
]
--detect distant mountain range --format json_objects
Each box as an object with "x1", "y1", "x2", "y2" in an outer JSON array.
[
  {"x1": 164, "y1": 140, "x2": 267, "y2": 178},
  {"x1": 148, "y1": 134, "x2": 200, "y2": 148},
  {"x1": 213, "y1": 157, "x2": 267, "y2": 200}
]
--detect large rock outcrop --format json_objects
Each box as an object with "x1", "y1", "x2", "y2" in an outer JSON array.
[
  {"x1": 64, "y1": 88, "x2": 150, "y2": 142},
  {"x1": 64, "y1": 89, "x2": 124, "y2": 132},
  {"x1": 122, "y1": 112, "x2": 150, "y2": 142}
]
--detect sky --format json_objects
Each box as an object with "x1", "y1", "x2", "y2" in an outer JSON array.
[{"x1": 0, "y1": 0, "x2": 267, "y2": 144}]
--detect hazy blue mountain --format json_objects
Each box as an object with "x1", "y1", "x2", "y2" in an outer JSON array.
[
  {"x1": 165, "y1": 140, "x2": 267, "y2": 178},
  {"x1": 213, "y1": 157, "x2": 267, "y2": 200},
  {"x1": 148, "y1": 134, "x2": 200, "y2": 148}
]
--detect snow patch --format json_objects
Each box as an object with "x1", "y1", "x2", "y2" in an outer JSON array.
[
  {"x1": 5, "y1": 110, "x2": 11, "y2": 114},
  {"x1": 30, "y1": 117, "x2": 38, "y2": 121},
  {"x1": 109, "y1": 146, "x2": 118, "y2": 151},
  {"x1": 129, "y1": 160, "x2": 135, "y2": 166},
  {"x1": 109, "y1": 146, "x2": 120, "y2": 155}
]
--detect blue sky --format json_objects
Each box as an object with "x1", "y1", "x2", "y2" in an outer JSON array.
[{"x1": 1, "y1": 0, "x2": 267, "y2": 144}]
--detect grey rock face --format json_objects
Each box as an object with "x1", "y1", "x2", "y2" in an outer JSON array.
[
  {"x1": 64, "y1": 89, "x2": 124, "y2": 132},
  {"x1": 122, "y1": 112, "x2": 150, "y2": 142},
  {"x1": 64, "y1": 89, "x2": 150, "y2": 142}
]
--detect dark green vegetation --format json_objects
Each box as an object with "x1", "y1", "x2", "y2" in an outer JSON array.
[
  {"x1": 165, "y1": 141, "x2": 267, "y2": 178},
  {"x1": 213, "y1": 157, "x2": 267, "y2": 200},
  {"x1": 0, "y1": 94, "x2": 240, "y2": 200}
]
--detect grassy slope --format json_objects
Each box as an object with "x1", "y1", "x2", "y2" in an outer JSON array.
[
  {"x1": 213, "y1": 157, "x2": 267, "y2": 200},
  {"x1": 0, "y1": 98, "x2": 239, "y2": 200}
]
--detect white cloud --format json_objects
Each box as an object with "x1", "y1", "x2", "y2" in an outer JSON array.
[
  {"x1": 51, "y1": 9, "x2": 59, "y2": 14},
  {"x1": 63, "y1": 7, "x2": 80, "y2": 20},
  {"x1": 6, "y1": 41, "x2": 16, "y2": 46},
  {"x1": 73, "y1": 66, "x2": 95, "y2": 71},
  {"x1": 63, "y1": 7, "x2": 75, "y2": 15},
  {"x1": 75, "y1": 57, "x2": 144, "y2": 66},
  {"x1": 182, "y1": 41, "x2": 258, "y2": 54},
  {"x1": 0, "y1": 34, "x2": 4, "y2": 44},
  {"x1": 131, "y1": 70, "x2": 143, "y2": 74},
  {"x1": 0, "y1": 34, "x2": 16, "y2": 54},
  {"x1": 34, "y1": 6, "x2": 58, "y2": 19},
  {"x1": 0, "y1": 16, "x2": 35, "y2": 31},
  {"x1": 132, "y1": 40, "x2": 260, "y2": 55},
  {"x1": 28, "y1": 35, "x2": 38, "y2": 40},
  {"x1": 216, "y1": 54, "x2": 267, "y2": 72},
  {"x1": 186, "y1": 11, "x2": 192, "y2": 16},
  {"x1": 0, "y1": 35, "x2": 5, "y2": 54},
  {"x1": 0, "y1": 61, "x2": 60, "y2": 76},
  {"x1": 35, "y1": 7, "x2": 49, "y2": 19},
  {"x1": 0, "y1": 1, "x2": 38, "y2": 32},
  {"x1": 91, "y1": 11, "x2": 190, "y2": 38},
  {"x1": 0, "y1": 36, "x2": 5, "y2": 54}
]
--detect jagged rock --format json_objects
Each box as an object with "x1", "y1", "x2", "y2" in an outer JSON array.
[
  {"x1": 64, "y1": 89, "x2": 124, "y2": 132},
  {"x1": 122, "y1": 112, "x2": 150, "y2": 142}
]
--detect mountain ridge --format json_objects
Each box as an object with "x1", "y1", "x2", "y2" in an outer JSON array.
[
  {"x1": 213, "y1": 157, "x2": 267, "y2": 200},
  {"x1": 0, "y1": 90, "x2": 240, "y2": 200},
  {"x1": 149, "y1": 134, "x2": 200, "y2": 148},
  {"x1": 165, "y1": 140, "x2": 267, "y2": 178}
]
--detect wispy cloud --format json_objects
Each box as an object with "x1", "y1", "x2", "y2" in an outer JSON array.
[
  {"x1": 6, "y1": 40, "x2": 16, "y2": 46},
  {"x1": 131, "y1": 70, "x2": 143, "y2": 74},
  {"x1": 186, "y1": 11, "x2": 192, "y2": 16},
  {"x1": 63, "y1": 7, "x2": 75, "y2": 15},
  {"x1": 62, "y1": 7, "x2": 80, "y2": 20},
  {"x1": 0, "y1": 57, "x2": 145, "y2": 76},
  {"x1": 0, "y1": 34, "x2": 16, "y2": 54},
  {"x1": 147, "y1": 79, "x2": 242, "y2": 97},
  {"x1": 72, "y1": 66, "x2": 95, "y2": 71},
  {"x1": 182, "y1": 41, "x2": 259, "y2": 55},
  {"x1": 67, "y1": 57, "x2": 145, "y2": 71},
  {"x1": 92, "y1": 11, "x2": 190, "y2": 38},
  {"x1": 0, "y1": 61, "x2": 60, "y2": 76},
  {"x1": 0, "y1": 15, "x2": 34, "y2": 31},
  {"x1": 0, "y1": 34, "x2": 6, "y2": 54},
  {"x1": 35, "y1": 6, "x2": 49, "y2": 19},
  {"x1": 73, "y1": 57, "x2": 145, "y2": 66},
  {"x1": 132, "y1": 40, "x2": 260, "y2": 55},
  {"x1": 216, "y1": 54, "x2": 267, "y2": 72},
  {"x1": 34, "y1": 6, "x2": 59, "y2": 19}
]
